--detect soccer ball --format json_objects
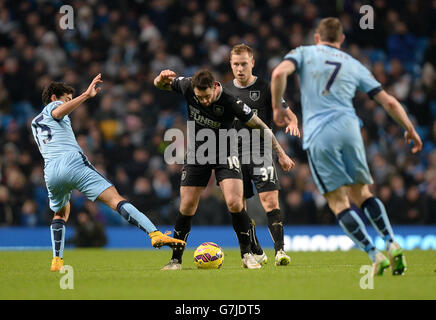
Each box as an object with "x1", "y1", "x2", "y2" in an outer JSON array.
[{"x1": 193, "y1": 242, "x2": 224, "y2": 269}]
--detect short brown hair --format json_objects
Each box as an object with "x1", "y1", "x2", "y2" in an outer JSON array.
[
  {"x1": 191, "y1": 70, "x2": 215, "y2": 91},
  {"x1": 42, "y1": 82, "x2": 74, "y2": 105},
  {"x1": 316, "y1": 17, "x2": 343, "y2": 43},
  {"x1": 230, "y1": 44, "x2": 254, "y2": 58}
]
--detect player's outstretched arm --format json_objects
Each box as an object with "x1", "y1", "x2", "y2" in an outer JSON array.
[
  {"x1": 245, "y1": 114, "x2": 295, "y2": 171},
  {"x1": 52, "y1": 73, "x2": 103, "y2": 119},
  {"x1": 153, "y1": 69, "x2": 176, "y2": 91},
  {"x1": 374, "y1": 90, "x2": 423, "y2": 153},
  {"x1": 271, "y1": 60, "x2": 296, "y2": 127}
]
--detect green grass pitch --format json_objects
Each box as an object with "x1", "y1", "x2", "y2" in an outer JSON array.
[{"x1": 1, "y1": 249, "x2": 435, "y2": 300}]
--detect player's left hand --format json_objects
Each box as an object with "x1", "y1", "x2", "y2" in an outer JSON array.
[
  {"x1": 285, "y1": 122, "x2": 300, "y2": 137},
  {"x1": 278, "y1": 153, "x2": 295, "y2": 171},
  {"x1": 85, "y1": 73, "x2": 103, "y2": 98},
  {"x1": 405, "y1": 129, "x2": 423, "y2": 154},
  {"x1": 273, "y1": 107, "x2": 293, "y2": 128},
  {"x1": 284, "y1": 109, "x2": 300, "y2": 137}
]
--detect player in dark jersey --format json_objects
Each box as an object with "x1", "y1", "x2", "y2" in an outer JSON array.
[
  {"x1": 154, "y1": 69, "x2": 295, "y2": 270},
  {"x1": 224, "y1": 44, "x2": 300, "y2": 266}
]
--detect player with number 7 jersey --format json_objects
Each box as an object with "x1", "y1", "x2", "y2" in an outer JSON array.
[
  {"x1": 31, "y1": 75, "x2": 185, "y2": 272},
  {"x1": 271, "y1": 17, "x2": 423, "y2": 276}
]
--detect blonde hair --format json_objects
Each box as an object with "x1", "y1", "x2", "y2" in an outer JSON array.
[
  {"x1": 230, "y1": 44, "x2": 254, "y2": 58},
  {"x1": 316, "y1": 17, "x2": 343, "y2": 43}
]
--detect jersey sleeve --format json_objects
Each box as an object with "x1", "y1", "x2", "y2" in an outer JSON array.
[
  {"x1": 232, "y1": 97, "x2": 254, "y2": 123},
  {"x1": 44, "y1": 101, "x2": 64, "y2": 120},
  {"x1": 171, "y1": 77, "x2": 192, "y2": 95},
  {"x1": 356, "y1": 62, "x2": 382, "y2": 99},
  {"x1": 283, "y1": 46, "x2": 304, "y2": 71}
]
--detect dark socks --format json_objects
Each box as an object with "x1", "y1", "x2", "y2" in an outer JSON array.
[
  {"x1": 230, "y1": 208, "x2": 252, "y2": 257},
  {"x1": 267, "y1": 209, "x2": 284, "y2": 254},
  {"x1": 249, "y1": 219, "x2": 264, "y2": 255},
  {"x1": 171, "y1": 213, "x2": 193, "y2": 263}
]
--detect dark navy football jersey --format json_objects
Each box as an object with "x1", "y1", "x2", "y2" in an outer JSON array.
[
  {"x1": 224, "y1": 77, "x2": 290, "y2": 129},
  {"x1": 171, "y1": 76, "x2": 254, "y2": 163},
  {"x1": 224, "y1": 77, "x2": 289, "y2": 153}
]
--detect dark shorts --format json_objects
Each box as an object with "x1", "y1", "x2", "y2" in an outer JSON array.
[
  {"x1": 181, "y1": 159, "x2": 243, "y2": 187},
  {"x1": 241, "y1": 161, "x2": 280, "y2": 199}
]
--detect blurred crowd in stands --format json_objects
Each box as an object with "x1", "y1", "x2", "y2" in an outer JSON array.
[{"x1": 0, "y1": 0, "x2": 435, "y2": 231}]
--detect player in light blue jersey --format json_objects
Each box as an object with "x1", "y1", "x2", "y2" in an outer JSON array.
[
  {"x1": 271, "y1": 18, "x2": 423, "y2": 276},
  {"x1": 32, "y1": 74, "x2": 185, "y2": 271}
]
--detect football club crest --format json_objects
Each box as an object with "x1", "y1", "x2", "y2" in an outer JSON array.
[
  {"x1": 249, "y1": 90, "x2": 260, "y2": 101},
  {"x1": 213, "y1": 105, "x2": 224, "y2": 116}
]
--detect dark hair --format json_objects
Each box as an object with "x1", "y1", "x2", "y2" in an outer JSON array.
[
  {"x1": 316, "y1": 17, "x2": 343, "y2": 43},
  {"x1": 42, "y1": 82, "x2": 75, "y2": 105},
  {"x1": 191, "y1": 70, "x2": 215, "y2": 91}
]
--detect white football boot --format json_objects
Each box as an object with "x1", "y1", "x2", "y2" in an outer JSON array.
[
  {"x1": 161, "y1": 259, "x2": 182, "y2": 270},
  {"x1": 242, "y1": 253, "x2": 262, "y2": 269},
  {"x1": 253, "y1": 251, "x2": 268, "y2": 265},
  {"x1": 275, "y1": 249, "x2": 291, "y2": 266}
]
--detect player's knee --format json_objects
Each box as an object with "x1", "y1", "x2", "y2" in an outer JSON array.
[
  {"x1": 180, "y1": 201, "x2": 198, "y2": 215},
  {"x1": 328, "y1": 198, "x2": 350, "y2": 215},
  {"x1": 350, "y1": 185, "x2": 373, "y2": 207},
  {"x1": 226, "y1": 197, "x2": 243, "y2": 213},
  {"x1": 115, "y1": 198, "x2": 128, "y2": 212},
  {"x1": 98, "y1": 186, "x2": 125, "y2": 210},
  {"x1": 263, "y1": 202, "x2": 279, "y2": 212},
  {"x1": 54, "y1": 204, "x2": 69, "y2": 220},
  {"x1": 260, "y1": 194, "x2": 279, "y2": 212},
  {"x1": 54, "y1": 210, "x2": 66, "y2": 219},
  {"x1": 112, "y1": 196, "x2": 126, "y2": 210}
]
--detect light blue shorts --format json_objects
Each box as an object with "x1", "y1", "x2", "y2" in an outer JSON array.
[
  {"x1": 306, "y1": 115, "x2": 373, "y2": 195},
  {"x1": 44, "y1": 151, "x2": 113, "y2": 212}
]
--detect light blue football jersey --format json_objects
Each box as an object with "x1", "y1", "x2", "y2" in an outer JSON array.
[
  {"x1": 284, "y1": 44, "x2": 382, "y2": 149},
  {"x1": 31, "y1": 101, "x2": 82, "y2": 163}
]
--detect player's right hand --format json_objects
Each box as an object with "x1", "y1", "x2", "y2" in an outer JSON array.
[
  {"x1": 159, "y1": 69, "x2": 176, "y2": 83},
  {"x1": 405, "y1": 129, "x2": 423, "y2": 154},
  {"x1": 84, "y1": 73, "x2": 103, "y2": 98},
  {"x1": 278, "y1": 153, "x2": 295, "y2": 171}
]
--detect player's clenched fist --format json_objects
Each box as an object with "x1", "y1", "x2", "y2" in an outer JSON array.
[
  {"x1": 160, "y1": 69, "x2": 176, "y2": 79},
  {"x1": 154, "y1": 69, "x2": 176, "y2": 90},
  {"x1": 278, "y1": 153, "x2": 295, "y2": 171}
]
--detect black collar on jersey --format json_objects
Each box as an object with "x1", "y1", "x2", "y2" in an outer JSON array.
[{"x1": 322, "y1": 44, "x2": 342, "y2": 51}]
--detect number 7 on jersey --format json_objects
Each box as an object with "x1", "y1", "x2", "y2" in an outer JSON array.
[{"x1": 322, "y1": 61, "x2": 342, "y2": 95}]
